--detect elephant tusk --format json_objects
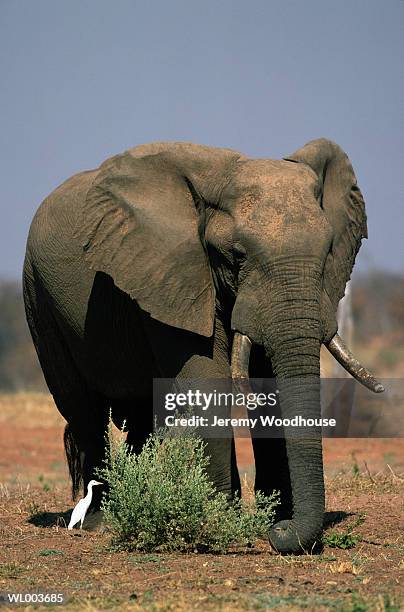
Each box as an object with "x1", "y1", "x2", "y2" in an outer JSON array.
[
  {"x1": 231, "y1": 333, "x2": 252, "y2": 379},
  {"x1": 231, "y1": 333, "x2": 252, "y2": 394},
  {"x1": 326, "y1": 333, "x2": 384, "y2": 393}
]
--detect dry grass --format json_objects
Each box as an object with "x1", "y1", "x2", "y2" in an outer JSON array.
[
  {"x1": 0, "y1": 393, "x2": 403, "y2": 611},
  {"x1": 0, "y1": 393, "x2": 63, "y2": 427}
]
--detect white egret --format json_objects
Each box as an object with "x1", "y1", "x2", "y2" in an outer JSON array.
[{"x1": 68, "y1": 480, "x2": 103, "y2": 530}]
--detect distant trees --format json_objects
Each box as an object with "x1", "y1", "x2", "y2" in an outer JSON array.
[
  {"x1": 353, "y1": 271, "x2": 404, "y2": 343},
  {"x1": 0, "y1": 280, "x2": 45, "y2": 391}
]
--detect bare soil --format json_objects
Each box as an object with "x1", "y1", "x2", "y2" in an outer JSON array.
[{"x1": 0, "y1": 394, "x2": 403, "y2": 611}]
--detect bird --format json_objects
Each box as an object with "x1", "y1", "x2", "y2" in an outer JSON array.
[{"x1": 67, "y1": 480, "x2": 103, "y2": 530}]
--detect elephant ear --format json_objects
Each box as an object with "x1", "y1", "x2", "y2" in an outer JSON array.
[
  {"x1": 75, "y1": 150, "x2": 215, "y2": 337},
  {"x1": 284, "y1": 138, "x2": 368, "y2": 313}
]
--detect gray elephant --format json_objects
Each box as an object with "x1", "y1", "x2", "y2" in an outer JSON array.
[{"x1": 23, "y1": 139, "x2": 382, "y2": 553}]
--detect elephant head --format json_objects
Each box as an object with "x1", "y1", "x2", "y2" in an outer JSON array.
[{"x1": 76, "y1": 138, "x2": 382, "y2": 553}]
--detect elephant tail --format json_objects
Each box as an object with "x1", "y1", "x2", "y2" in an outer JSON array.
[{"x1": 64, "y1": 424, "x2": 83, "y2": 500}]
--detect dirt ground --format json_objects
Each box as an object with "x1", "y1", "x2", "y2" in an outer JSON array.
[{"x1": 0, "y1": 394, "x2": 403, "y2": 611}]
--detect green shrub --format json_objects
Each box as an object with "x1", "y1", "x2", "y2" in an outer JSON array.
[
  {"x1": 98, "y1": 424, "x2": 278, "y2": 553},
  {"x1": 322, "y1": 531, "x2": 360, "y2": 550},
  {"x1": 322, "y1": 514, "x2": 365, "y2": 550}
]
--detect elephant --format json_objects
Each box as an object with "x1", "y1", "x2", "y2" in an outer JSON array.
[{"x1": 23, "y1": 139, "x2": 383, "y2": 554}]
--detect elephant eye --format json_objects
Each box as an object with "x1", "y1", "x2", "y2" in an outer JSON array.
[{"x1": 233, "y1": 242, "x2": 246, "y2": 260}]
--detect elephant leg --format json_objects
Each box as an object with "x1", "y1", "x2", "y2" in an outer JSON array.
[
  {"x1": 58, "y1": 387, "x2": 109, "y2": 524},
  {"x1": 142, "y1": 314, "x2": 240, "y2": 497},
  {"x1": 247, "y1": 371, "x2": 292, "y2": 519},
  {"x1": 251, "y1": 437, "x2": 293, "y2": 521},
  {"x1": 41, "y1": 365, "x2": 108, "y2": 514},
  {"x1": 112, "y1": 398, "x2": 154, "y2": 454},
  {"x1": 23, "y1": 287, "x2": 109, "y2": 514},
  {"x1": 175, "y1": 355, "x2": 241, "y2": 499},
  {"x1": 197, "y1": 434, "x2": 240, "y2": 498}
]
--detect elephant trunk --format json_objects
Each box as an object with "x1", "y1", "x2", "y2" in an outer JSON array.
[
  {"x1": 268, "y1": 360, "x2": 324, "y2": 553},
  {"x1": 264, "y1": 262, "x2": 324, "y2": 553}
]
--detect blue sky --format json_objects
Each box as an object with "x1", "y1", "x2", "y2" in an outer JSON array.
[{"x1": 1, "y1": 0, "x2": 403, "y2": 279}]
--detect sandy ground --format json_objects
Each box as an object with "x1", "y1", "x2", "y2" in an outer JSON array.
[{"x1": 0, "y1": 394, "x2": 403, "y2": 610}]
